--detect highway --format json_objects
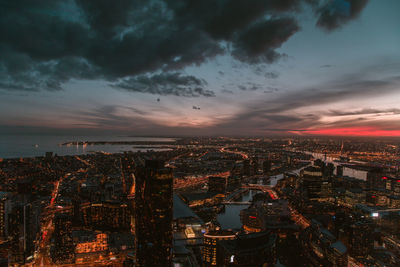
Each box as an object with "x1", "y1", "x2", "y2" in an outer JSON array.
[
  {"x1": 220, "y1": 147, "x2": 249, "y2": 159},
  {"x1": 34, "y1": 172, "x2": 69, "y2": 266}
]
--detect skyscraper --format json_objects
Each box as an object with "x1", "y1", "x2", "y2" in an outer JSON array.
[
  {"x1": 8, "y1": 203, "x2": 34, "y2": 264},
  {"x1": 0, "y1": 192, "x2": 11, "y2": 241},
  {"x1": 134, "y1": 159, "x2": 173, "y2": 266},
  {"x1": 263, "y1": 160, "x2": 271, "y2": 175},
  {"x1": 302, "y1": 165, "x2": 329, "y2": 199},
  {"x1": 52, "y1": 214, "x2": 74, "y2": 264}
]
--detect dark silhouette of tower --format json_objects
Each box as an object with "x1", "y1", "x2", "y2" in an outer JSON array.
[
  {"x1": 134, "y1": 159, "x2": 173, "y2": 266},
  {"x1": 263, "y1": 160, "x2": 271, "y2": 175}
]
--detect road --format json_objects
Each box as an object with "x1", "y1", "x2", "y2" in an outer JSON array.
[
  {"x1": 220, "y1": 147, "x2": 248, "y2": 159},
  {"x1": 34, "y1": 173, "x2": 67, "y2": 266},
  {"x1": 288, "y1": 204, "x2": 310, "y2": 229}
]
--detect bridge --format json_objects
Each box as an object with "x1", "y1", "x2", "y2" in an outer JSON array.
[
  {"x1": 221, "y1": 201, "x2": 251, "y2": 205},
  {"x1": 241, "y1": 184, "x2": 278, "y2": 200},
  {"x1": 221, "y1": 184, "x2": 279, "y2": 205},
  {"x1": 242, "y1": 184, "x2": 272, "y2": 191}
]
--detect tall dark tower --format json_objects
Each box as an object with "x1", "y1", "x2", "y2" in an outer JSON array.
[
  {"x1": 134, "y1": 159, "x2": 173, "y2": 266},
  {"x1": 302, "y1": 165, "x2": 325, "y2": 199}
]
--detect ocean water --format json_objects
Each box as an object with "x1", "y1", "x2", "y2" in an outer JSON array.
[{"x1": 0, "y1": 135, "x2": 175, "y2": 159}]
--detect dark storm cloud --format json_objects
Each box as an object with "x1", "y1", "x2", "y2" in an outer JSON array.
[
  {"x1": 75, "y1": 0, "x2": 136, "y2": 33},
  {"x1": 0, "y1": 0, "x2": 369, "y2": 94},
  {"x1": 113, "y1": 73, "x2": 215, "y2": 97},
  {"x1": 312, "y1": 0, "x2": 369, "y2": 31},
  {"x1": 232, "y1": 18, "x2": 300, "y2": 63},
  {"x1": 163, "y1": 0, "x2": 303, "y2": 40}
]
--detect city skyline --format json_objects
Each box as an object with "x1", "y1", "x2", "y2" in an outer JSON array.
[{"x1": 1, "y1": 0, "x2": 400, "y2": 137}]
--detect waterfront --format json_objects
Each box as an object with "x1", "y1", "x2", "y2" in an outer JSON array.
[
  {"x1": 217, "y1": 189, "x2": 260, "y2": 229},
  {"x1": 0, "y1": 135, "x2": 175, "y2": 159},
  {"x1": 305, "y1": 151, "x2": 368, "y2": 180}
]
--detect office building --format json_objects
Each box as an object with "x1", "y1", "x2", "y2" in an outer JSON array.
[
  {"x1": 263, "y1": 160, "x2": 271, "y2": 175},
  {"x1": 202, "y1": 229, "x2": 236, "y2": 266},
  {"x1": 302, "y1": 166, "x2": 330, "y2": 199},
  {"x1": 80, "y1": 202, "x2": 130, "y2": 231},
  {"x1": 0, "y1": 192, "x2": 11, "y2": 241},
  {"x1": 218, "y1": 231, "x2": 276, "y2": 267},
  {"x1": 208, "y1": 176, "x2": 227, "y2": 194},
  {"x1": 134, "y1": 159, "x2": 173, "y2": 266},
  {"x1": 52, "y1": 214, "x2": 74, "y2": 264}
]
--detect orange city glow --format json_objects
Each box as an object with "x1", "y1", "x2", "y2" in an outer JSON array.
[{"x1": 290, "y1": 127, "x2": 400, "y2": 137}]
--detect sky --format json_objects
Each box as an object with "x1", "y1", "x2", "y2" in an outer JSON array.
[{"x1": 1, "y1": 0, "x2": 400, "y2": 137}]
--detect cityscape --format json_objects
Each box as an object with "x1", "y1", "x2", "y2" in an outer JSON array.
[
  {"x1": 1, "y1": 0, "x2": 400, "y2": 266},
  {"x1": 1, "y1": 137, "x2": 400, "y2": 266}
]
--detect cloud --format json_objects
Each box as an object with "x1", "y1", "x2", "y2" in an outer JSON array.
[
  {"x1": 112, "y1": 72, "x2": 215, "y2": 97},
  {"x1": 232, "y1": 18, "x2": 300, "y2": 63},
  {"x1": 221, "y1": 89, "x2": 234, "y2": 94},
  {"x1": 264, "y1": 72, "x2": 280, "y2": 79},
  {"x1": 238, "y1": 83, "x2": 279, "y2": 92},
  {"x1": 238, "y1": 83, "x2": 261, "y2": 91},
  {"x1": 312, "y1": 0, "x2": 369, "y2": 31},
  {"x1": 0, "y1": 0, "x2": 369, "y2": 94},
  {"x1": 328, "y1": 108, "x2": 400, "y2": 116},
  {"x1": 213, "y1": 69, "x2": 400, "y2": 134},
  {"x1": 264, "y1": 87, "x2": 279, "y2": 93},
  {"x1": 320, "y1": 64, "x2": 333, "y2": 68},
  {"x1": 71, "y1": 105, "x2": 153, "y2": 129}
]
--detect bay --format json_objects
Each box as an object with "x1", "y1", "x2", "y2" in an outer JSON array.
[{"x1": 0, "y1": 135, "x2": 175, "y2": 159}]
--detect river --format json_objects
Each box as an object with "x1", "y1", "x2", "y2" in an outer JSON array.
[{"x1": 217, "y1": 189, "x2": 260, "y2": 230}]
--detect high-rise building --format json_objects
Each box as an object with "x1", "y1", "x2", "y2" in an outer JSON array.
[
  {"x1": 0, "y1": 192, "x2": 11, "y2": 241},
  {"x1": 349, "y1": 221, "x2": 374, "y2": 257},
  {"x1": 134, "y1": 159, "x2": 173, "y2": 267},
  {"x1": 8, "y1": 204, "x2": 24, "y2": 264},
  {"x1": 80, "y1": 202, "x2": 130, "y2": 231},
  {"x1": 217, "y1": 231, "x2": 276, "y2": 267},
  {"x1": 240, "y1": 195, "x2": 292, "y2": 233},
  {"x1": 302, "y1": 166, "x2": 330, "y2": 199},
  {"x1": 208, "y1": 176, "x2": 227, "y2": 193},
  {"x1": 366, "y1": 168, "x2": 386, "y2": 190},
  {"x1": 302, "y1": 220, "x2": 348, "y2": 266},
  {"x1": 252, "y1": 157, "x2": 259, "y2": 175},
  {"x1": 52, "y1": 214, "x2": 74, "y2": 264},
  {"x1": 263, "y1": 160, "x2": 271, "y2": 175},
  {"x1": 336, "y1": 165, "x2": 344, "y2": 177},
  {"x1": 202, "y1": 229, "x2": 236, "y2": 266},
  {"x1": 8, "y1": 203, "x2": 35, "y2": 264},
  {"x1": 242, "y1": 160, "x2": 250, "y2": 176}
]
